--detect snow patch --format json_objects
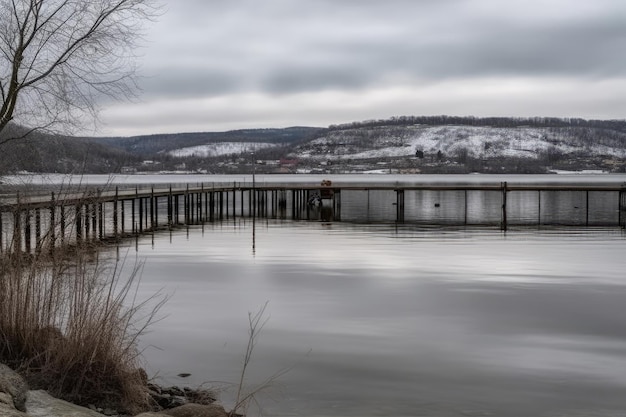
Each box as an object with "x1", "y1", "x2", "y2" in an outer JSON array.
[
  {"x1": 295, "y1": 125, "x2": 626, "y2": 160},
  {"x1": 168, "y1": 142, "x2": 278, "y2": 158}
]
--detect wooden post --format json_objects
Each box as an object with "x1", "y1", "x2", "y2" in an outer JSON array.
[
  {"x1": 150, "y1": 187, "x2": 155, "y2": 229},
  {"x1": 167, "y1": 185, "x2": 173, "y2": 227},
  {"x1": 84, "y1": 204, "x2": 90, "y2": 240},
  {"x1": 619, "y1": 187, "x2": 625, "y2": 228},
  {"x1": 187, "y1": 192, "x2": 191, "y2": 224},
  {"x1": 232, "y1": 186, "x2": 236, "y2": 220},
  {"x1": 133, "y1": 188, "x2": 138, "y2": 233},
  {"x1": 24, "y1": 209, "x2": 31, "y2": 253},
  {"x1": 225, "y1": 189, "x2": 229, "y2": 219},
  {"x1": 131, "y1": 198, "x2": 136, "y2": 234},
  {"x1": 91, "y1": 203, "x2": 97, "y2": 240},
  {"x1": 98, "y1": 202, "x2": 104, "y2": 240},
  {"x1": 139, "y1": 197, "x2": 144, "y2": 233},
  {"x1": 174, "y1": 194, "x2": 179, "y2": 224},
  {"x1": 241, "y1": 188, "x2": 244, "y2": 217},
  {"x1": 145, "y1": 196, "x2": 149, "y2": 229},
  {"x1": 501, "y1": 181, "x2": 508, "y2": 231},
  {"x1": 113, "y1": 187, "x2": 119, "y2": 238},
  {"x1": 121, "y1": 199, "x2": 125, "y2": 234},
  {"x1": 60, "y1": 205, "x2": 65, "y2": 244},
  {"x1": 396, "y1": 190, "x2": 405, "y2": 223},
  {"x1": 13, "y1": 210, "x2": 22, "y2": 253},
  {"x1": 184, "y1": 185, "x2": 189, "y2": 224},
  {"x1": 335, "y1": 189, "x2": 341, "y2": 221},
  {"x1": 205, "y1": 187, "x2": 210, "y2": 221},
  {"x1": 200, "y1": 184, "x2": 205, "y2": 222},
  {"x1": 538, "y1": 190, "x2": 541, "y2": 226},
  {"x1": 35, "y1": 208, "x2": 41, "y2": 252},
  {"x1": 585, "y1": 190, "x2": 589, "y2": 227},
  {"x1": 76, "y1": 204, "x2": 83, "y2": 243},
  {"x1": 464, "y1": 190, "x2": 467, "y2": 226},
  {"x1": 219, "y1": 191, "x2": 224, "y2": 220}
]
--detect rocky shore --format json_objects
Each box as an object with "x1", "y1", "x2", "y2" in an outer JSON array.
[{"x1": 0, "y1": 364, "x2": 233, "y2": 417}]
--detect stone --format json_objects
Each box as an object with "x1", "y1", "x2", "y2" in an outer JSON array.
[
  {"x1": 162, "y1": 403, "x2": 229, "y2": 417},
  {"x1": 0, "y1": 393, "x2": 14, "y2": 408},
  {"x1": 24, "y1": 390, "x2": 104, "y2": 417},
  {"x1": 0, "y1": 402, "x2": 28, "y2": 417},
  {"x1": 0, "y1": 364, "x2": 28, "y2": 412},
  {"x1": 134, "y1": 413, "x2": 171, "y2": 417},
  {"x1": 0, "y1": 391, "x2": 28, "y2": 417}
]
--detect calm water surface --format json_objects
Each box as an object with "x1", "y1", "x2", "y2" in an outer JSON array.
[{"x1": 108, "y1": 220, "x2": 626, "y2": 417}]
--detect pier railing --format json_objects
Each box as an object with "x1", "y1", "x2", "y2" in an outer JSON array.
[{"x1": 1, "y1": 181, "x2": 625, "y2": 255}]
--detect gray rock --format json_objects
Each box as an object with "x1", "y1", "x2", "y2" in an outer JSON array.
[
  {"x1": 24, "y1": 390, "x2": 103, "y2": 417},
  {"x1": 0, "y1": 393, "x2": 14, "y2": 408},
  {"x1": 0, "y1": 403, "x2": 28, "y2": 417},
  {"x1": 134, "y1": 413, "x2": 171, "y2": 417},
  {"x1": 0, "y1": 391, "x2": 28, "y2": 416},
  {"x1": 162, "y1": 403, "x2": 228, "y2": 417},
  {"x1": 0, "y1": 364, "x2": 28, "y2": 412}
]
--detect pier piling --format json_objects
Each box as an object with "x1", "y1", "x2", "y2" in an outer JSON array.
[{"x1": 2, "y1": 180, "x2": 625, "y2": 255}]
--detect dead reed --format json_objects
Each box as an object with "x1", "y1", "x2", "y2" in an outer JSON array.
[{"x1": 0, "y1": 244, "x2": 165, "y2": 414}]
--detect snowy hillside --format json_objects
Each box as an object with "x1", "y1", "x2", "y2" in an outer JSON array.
[
  {"x1": 294, "y1": 125, "x2": 626, "y2": 161},
  {"x1": 168, "y1": 142, "x2": 278, "y2": 158}
]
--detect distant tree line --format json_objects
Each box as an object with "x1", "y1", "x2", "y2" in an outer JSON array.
[{"x1": 329, "y1": 116, "x2": 626, "y2": 133}]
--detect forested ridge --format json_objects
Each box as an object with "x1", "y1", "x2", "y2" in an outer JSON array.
[{"x1": 1, "y1": 116, "x2": 625, "y2": 174}]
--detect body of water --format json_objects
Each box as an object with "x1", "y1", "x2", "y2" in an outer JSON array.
[
  {"x1": 110, "y1": 220, "x2": 626, "y2": 417},
  {"x1": 5, "y1": 173, "x2": 626, "y2": 415}
]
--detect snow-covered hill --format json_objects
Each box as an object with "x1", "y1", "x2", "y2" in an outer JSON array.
[
  {"x1": 167, "y1": 142, "x2": 278, "y2": 158},
  {"x1": 293, "y1": 125, "x2": 626, "y2": 161}
]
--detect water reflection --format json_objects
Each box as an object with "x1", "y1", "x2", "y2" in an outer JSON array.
[{"x1": 115, "y1": 222, "x2": 626, "y2": 417}]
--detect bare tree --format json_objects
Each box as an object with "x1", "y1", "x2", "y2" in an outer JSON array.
[{"x1": 0, "y1": 0, "x2": 159, "y2": 144}]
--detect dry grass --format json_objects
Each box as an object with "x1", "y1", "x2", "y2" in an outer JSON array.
[
  {"x1": 0, "y1": 245, "x2": 166, "y2": 414},
  {"x1": 230, "y1": 302, "x2": 292, "y2": 417}
]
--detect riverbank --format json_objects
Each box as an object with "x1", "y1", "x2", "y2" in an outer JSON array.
[{"x1": 0, "y1": 363, "x2": 233, "y2": 417}]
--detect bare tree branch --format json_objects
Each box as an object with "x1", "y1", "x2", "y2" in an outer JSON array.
[{"x1": 0, "y1": 0, "x2": 160, "y2": 140}]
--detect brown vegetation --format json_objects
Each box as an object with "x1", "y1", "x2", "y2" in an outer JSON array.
[{"x1": 0, "y1": 245, "x2": 165, "y2": 414}]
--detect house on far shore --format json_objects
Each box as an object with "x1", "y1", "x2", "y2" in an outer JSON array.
[
  {"x1": 121, "y1": 166, "x2": 137, "y2": 174},
  {"x1": 280, "y1": 158, "x2": 298, "y2": 168},
  {"x1": 277, "y1": 158, "x2": 298, "y2": 173}
]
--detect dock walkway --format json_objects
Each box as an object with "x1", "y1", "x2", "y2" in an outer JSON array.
[{"x1": 1, "y1": 180, "x2": 625, "y2": 255}]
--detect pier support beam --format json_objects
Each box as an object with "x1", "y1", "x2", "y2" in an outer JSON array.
[
  {"x1": 396, "y1": 190, "x2": 405, "y2": 223},
  {"x1": 501, "y1": 182, "x2": 508, "y2": 231}
]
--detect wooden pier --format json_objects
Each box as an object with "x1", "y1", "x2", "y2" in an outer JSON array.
[{"x1": 1, "y1": 180, "x2": 625, "y2": 255}]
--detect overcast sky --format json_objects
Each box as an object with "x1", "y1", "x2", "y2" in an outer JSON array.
[{"x1": 97, "y1": 0, "x2": 626, "y2": 136}]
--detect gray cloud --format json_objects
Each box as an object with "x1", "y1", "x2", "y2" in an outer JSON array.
[
  {"x1": 141, "y1": 0, "x2": 626, "y2": 97},
  {"x1": 98, "y1": 0, "x2": 626, "y2": 135},
  {"x1": 139, "y1": 68, "x2": 244, "y2": 98}
]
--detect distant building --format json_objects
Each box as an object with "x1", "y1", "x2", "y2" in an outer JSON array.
[
  {"x1": 121, "y1": 166, "x2": 137, "y2": 174},
  {"x1": 280, "y1": 158, "x2": 298, "y2": 167}
]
